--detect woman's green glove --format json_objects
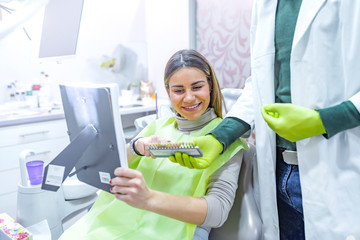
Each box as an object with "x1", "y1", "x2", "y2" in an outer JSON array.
[
  {"x1": 261, "y1": 103, "x2": 326, "y2": 142},
  {"x1": 169, "y1": 135, "x2": 223, "y2": 169}
]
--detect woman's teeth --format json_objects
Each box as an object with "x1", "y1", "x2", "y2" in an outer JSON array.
[{"x1": 184, "y1": 103, "x2": 200, "y2": 109}]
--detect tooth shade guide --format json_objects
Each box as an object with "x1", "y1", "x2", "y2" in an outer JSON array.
[{"x1": 147, "y1": 142, "x2": 203, "y2": 158}]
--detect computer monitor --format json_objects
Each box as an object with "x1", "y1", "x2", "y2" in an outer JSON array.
[
  {"x1": 38, "y1": 0, "x2": 84, "y2": 61},
  {"x1": 41, "y1": 83, "x2": 128, "y2": 193}
]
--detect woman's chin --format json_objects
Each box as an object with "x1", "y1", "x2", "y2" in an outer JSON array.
[{"x1": 180, "y1": 111, "x2": 203, "y2": 121}]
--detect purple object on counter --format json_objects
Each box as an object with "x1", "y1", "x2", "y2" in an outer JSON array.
[
  {"x1": 26, "y1": 160, "x2": 44, "y2": 185},
  {"x1": 155, "y1": 92, "x2": 158, "y2": 119}
]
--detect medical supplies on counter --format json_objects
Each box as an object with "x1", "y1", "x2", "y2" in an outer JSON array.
[{"x1": 0, "y1": 213, "x2": 32, "y2": 240}]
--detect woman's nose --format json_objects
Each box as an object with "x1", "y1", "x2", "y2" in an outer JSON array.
[{"x1": 184, "y1": 90, "x2": 195, "y2": 102}]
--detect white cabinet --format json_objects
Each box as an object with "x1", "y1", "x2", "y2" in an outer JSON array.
[
  {"x1": 0, "y1": 104, "x2": 158, "y2": 219},
  {"x1": 0, "y1": 119, "x2": 69, "y2": 218}
]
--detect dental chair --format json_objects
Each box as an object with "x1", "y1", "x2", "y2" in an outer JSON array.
[
  {"x1": 16, "y1": 150, "x2": 98, "y2": 240},
  {"x1": 208, "y1": 143, "x2": 262, "y2": 240},
  {"x1": 133, "y1": 103, "x2": 174, "y2": 136}
]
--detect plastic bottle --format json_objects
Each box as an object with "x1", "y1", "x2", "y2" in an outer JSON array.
[
  {"x1": 32, "y1": 84, "x2": 41, "y2": 108},
  {"x1": 7, "y1": 81, "x2": 19, "y2": 102},
  {"x1": 25, "y1": 89, "x2": 34, "y2": 108},
  {"x1": 7, "y1": 84, "x2": 15, "y2": 102},
  {"x1": 38, "y1": 72, "x2": 52, "y2": 109}
]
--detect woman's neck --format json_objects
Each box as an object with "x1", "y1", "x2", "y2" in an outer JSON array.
[{"x1": 175, "y1": 108, "x2": 218, "y2": 133}]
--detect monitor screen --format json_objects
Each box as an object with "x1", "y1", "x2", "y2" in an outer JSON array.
[{"x1": 38, "y1": 0, "x2": 84, "y2": 60}]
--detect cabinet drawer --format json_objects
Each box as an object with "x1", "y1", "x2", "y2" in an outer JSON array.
[
  {"x1": 0, "y1": 168, "x2": 20, "y2": 195},
  {"x1": 0, "y1": 191, "x2": 17, "y2": 219},
  {"x1": 0, "y1": 119, "x2": 68, "y2": 147},
  {"x1": 0, "y1": 137, "x2": 69, "y2": 172}
]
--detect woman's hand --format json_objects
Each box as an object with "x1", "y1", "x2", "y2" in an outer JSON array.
[
  {"x1": 110, "y1": 167, "x2": 153, "y2": 210},
  {"x1": 110, "y1": 168, "x2": 207, "y2": 225},
  {"x1": 135, "y1": 136, "x2": 170, "y2": 158}
]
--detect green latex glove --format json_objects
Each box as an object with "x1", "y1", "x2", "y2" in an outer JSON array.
[
  {"x1": 169, "y1": 135, "x2": 223, "y2": 169},
  {"x1": 261, "y1": 103, "x2": 326, "y2": 142}
]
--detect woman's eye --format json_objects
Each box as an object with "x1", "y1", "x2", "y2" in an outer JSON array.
[
  {"x1": 173, "y1": 89, "x2": 184, "y2": 93},
  {"x1": 193, "y1": 85, "x2": 203, "y2": 90}
]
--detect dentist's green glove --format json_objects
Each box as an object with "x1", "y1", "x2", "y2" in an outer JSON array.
[
  {"x1": 169, "y1": 135, "x2": 223, "y2": 169},
  {"x1": 261, "y1": 103, "x2": 326, "y2": 142}
]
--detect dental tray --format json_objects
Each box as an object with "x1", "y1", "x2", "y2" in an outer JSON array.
[{"x1": 147, "y1": 142, "x2": 203, "y2": 158}]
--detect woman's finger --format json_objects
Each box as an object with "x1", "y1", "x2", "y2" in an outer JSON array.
[{"x1": 114, "y1": 167, "x2": 142, "y2": 179}]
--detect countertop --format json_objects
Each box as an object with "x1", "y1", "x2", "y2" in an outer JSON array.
[
  {"x1": 0, "y1": 108, "x2": 65, "y2": 127},
  {"x1": 0, "y1": 96, "x2": 170, "y2": 128},
  {"x1": 0, "y1": 102, "x2": 160, "y2": 128}
]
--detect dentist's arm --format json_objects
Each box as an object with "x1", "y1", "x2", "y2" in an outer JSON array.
[
  {"x1": 319, "y1": 97, "x2": 360, "y2": 138},
  {"x1": 261, "y1": 100, "x2": 360, "y2": 142},
  {"x1": 110, "y1": 167, "x2": 207, "y2": 225}
]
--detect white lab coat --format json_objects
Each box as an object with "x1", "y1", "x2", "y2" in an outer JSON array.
[{"x1": 226, "y1": 0, "x2": 360, "y2": 239}]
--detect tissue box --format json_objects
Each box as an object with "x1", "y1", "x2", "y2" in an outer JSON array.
[{"x1": 0, "y1": 213, "x2": 32, "y2": 240}]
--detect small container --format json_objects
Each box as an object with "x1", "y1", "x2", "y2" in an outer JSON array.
[
  {"x1": 26, "y1": 160, "x2": 44, "y2": 185},
  {"x1": 32, "y1": 84, "x2": 41, "y2": 108}
]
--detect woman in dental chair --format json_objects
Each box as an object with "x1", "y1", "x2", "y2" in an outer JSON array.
[{"x1": 60, "y1": 49, "x2": 248, "y2": 240}]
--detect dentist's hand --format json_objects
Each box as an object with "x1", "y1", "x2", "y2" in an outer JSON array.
[
  {"x1": 169, "y1": 135, "x2": 223, "y2": 169},
  {"x1": 110, "y1": 168, "x2": 153, "y2": 210},
  {"x1": 261, "y1": 103, "x2": 326, "y2": 142}
]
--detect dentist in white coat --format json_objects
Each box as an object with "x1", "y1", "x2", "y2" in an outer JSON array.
[{"x1": 170, "y1": 0, "x2": 360, "y2": 239}]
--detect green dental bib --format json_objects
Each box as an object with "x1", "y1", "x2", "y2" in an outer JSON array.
[{"x1": 60, "y1": 116, "x2": 247, "y2": 240}]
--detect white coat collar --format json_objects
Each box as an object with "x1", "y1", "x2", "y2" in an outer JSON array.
[{"x1": 292, "y1": 0, "x2": 326, "y2": 49}]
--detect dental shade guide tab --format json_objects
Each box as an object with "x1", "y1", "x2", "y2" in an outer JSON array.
[{"x1": 147, "y1": 142, "x2": 203, "y2": 158}]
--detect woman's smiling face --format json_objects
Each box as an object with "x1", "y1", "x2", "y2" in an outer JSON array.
[{"x1": 168, "y1": 67, "x2": 211, "y2": 120}]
